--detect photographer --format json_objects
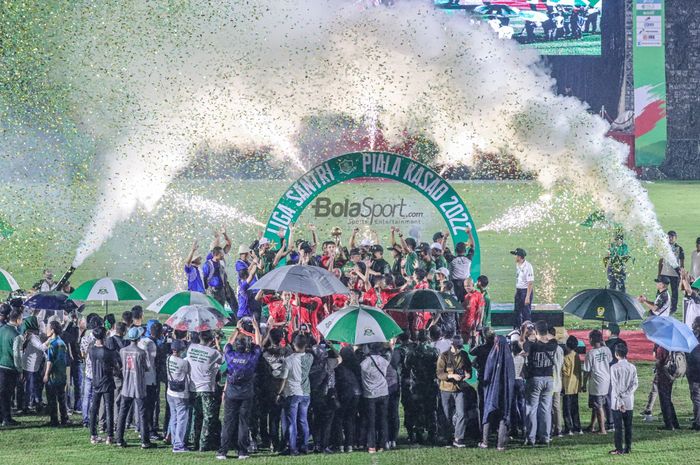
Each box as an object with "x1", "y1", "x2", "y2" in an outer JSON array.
[
  {"x1": 436, "y1": 335, "x2": 472, "y2": 448},
  {"x1": 216, "y1": 317, "x2": 262, "y2": 460}
]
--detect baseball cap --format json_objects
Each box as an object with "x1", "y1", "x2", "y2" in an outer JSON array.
[
  {"x1": 432, "y1": 232, "x2": 445, "y2": 242},
  {"x1": 451, "y1": 335, "x2": 464, "y2": 348},
  {"x1": 655, "y1": 276, "x2": 671, "y2": 285},
  {"x1": 360, "y1": 238, "x2": 372, "y2": 247},
  {"x1": 238, "y1": 245, "x2": 251, "y2": 254},
  {"x1": 258, "y1": 238, "x2": 270, "y2": 246},
  {"x1": 349, "y1": 247, "x2": 361, "y2": 256},
  {"x1": 370, "y1": 245, "x2": 383, "y2": 254},
  {"x1": 510, "y1": 248, "x2": 527, "y2": 258},
  {"x1": 126, "y1": 326, "x2": 145, "y2": 341},
  {"x1": 430, "y1": 242, "x2": 443, "y2": 251},
  {"x1": 436, "y1": 267, "x2": 450, "y2": 279}
]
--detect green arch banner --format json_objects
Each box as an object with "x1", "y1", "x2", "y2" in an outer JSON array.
[{"x1": 263, "y1": 151, "x2": 480, "y2": 278}]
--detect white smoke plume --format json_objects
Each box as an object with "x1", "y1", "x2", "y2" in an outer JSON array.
[{"x1": 35, "y1": 0, "x2": 672, "y2": 266}]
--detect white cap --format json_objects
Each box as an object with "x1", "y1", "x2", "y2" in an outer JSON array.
[
  {"x1": 430, "y1": 242, "x2": 443, "y2": 251},
  {"x1": 360, "y1": 238, "x2": 372, "y2": 247},
  {"x1": 436, "y1": 267, "x2": 450, "y2": 278},
  {"x1": 259, "y1": 238, "x2": 270, "y2": 246},
  {"x1": 238, "y1": 245, "x2": 251, "y2": 254}
]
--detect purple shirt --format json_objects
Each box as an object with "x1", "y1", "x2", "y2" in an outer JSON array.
[
  {"x1": 223, "y1": 344, "x2": 262, "y2": 399},
  {"x1": 237, "y1": 279, "x2": 251, "y2": 319},
  {"x1": 184, "y1": 265, "x2": 205, "y2": 293}
]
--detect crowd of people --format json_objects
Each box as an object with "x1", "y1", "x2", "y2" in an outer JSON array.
[{"x1": 1, "y1": 225, "x2": 700, "y2": 460}]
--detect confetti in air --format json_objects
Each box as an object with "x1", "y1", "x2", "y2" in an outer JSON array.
[
  {"x1": 168, "y1": 193, "x2": 264, "y2": 228},
  {"x1": 1, "y1": 0, "x2": 676, "y2": 269}
]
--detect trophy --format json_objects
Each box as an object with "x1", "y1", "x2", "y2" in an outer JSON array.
[{"x1": 331, "y1": 227, "x2": 342, "y2": 244}]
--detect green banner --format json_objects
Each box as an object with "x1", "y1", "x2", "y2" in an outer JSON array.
[
  {"x1": 633, "y1": 0, "x2": 667, "y2": 166},
  {"x1": 263, "y1": 151, "x2": 481, "y2": 279}
]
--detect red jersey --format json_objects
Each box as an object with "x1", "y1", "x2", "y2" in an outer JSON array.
[
  {"x1": 462, "y1": 290, "x2": 485, "y2": 330},
  {"x1": 362, "y1": 288, "x2": 400, "y2": 309}
]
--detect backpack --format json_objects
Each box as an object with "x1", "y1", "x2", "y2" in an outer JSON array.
[
  {"x1": 664, "y1": 351, "x2": 687, "y2": 380},
  {"x1": 309, "y1": 345, "x2": 330, "y2": 392}
]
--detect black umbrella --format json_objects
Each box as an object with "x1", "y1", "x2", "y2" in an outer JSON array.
[
  {"x1": 23, "y1": 291, "x2": 80, "y2": 312},
  {"x1": 562, "y1": 289, "x2": 645, "y2": 324},
  {"x1": 383, "y1": 289, "x2": 462, "y2": 313}
]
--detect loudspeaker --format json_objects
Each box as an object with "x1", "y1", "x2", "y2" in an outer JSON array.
[{"x1": 490, "y1": 310, "x2": 564, "y2": 328}]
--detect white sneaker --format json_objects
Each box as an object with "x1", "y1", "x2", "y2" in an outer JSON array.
[
  {"x1": 216, "y1": 454, "x2": 228, "y2": 460},
  {"x1": 391, "y1": 441, "x2": 396, "y2": 448},
  {"x1": 238, "y1": 455, "x2": 249, "y2": 460}
]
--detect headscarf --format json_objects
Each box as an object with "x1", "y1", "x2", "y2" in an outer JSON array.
[
  {"x1": 482, "y1": 335, "x2": 515, "y2": 426},
  {"x1": 20, "y1": 315, "x2": 39, "y2": 335}
]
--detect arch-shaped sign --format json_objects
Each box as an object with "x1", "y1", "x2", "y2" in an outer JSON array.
[{"x1": 263, "y1": 151, "x2": 480, "y2": 278}]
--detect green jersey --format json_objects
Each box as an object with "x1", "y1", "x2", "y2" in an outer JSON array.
[{"x1": 404, "y1": 251, "x2": 418, "y2": 276}]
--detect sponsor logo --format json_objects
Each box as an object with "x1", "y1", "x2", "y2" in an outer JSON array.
[
  {"x1": 363, "y1": 328, "x2": 375, "y2": 337},
  {"x1": 97, "y1": 288, "x2": 108, "y2": 295},
  {"x1": 310, "y1": 196, "x2": 423, "y2": 225},
  {"x1": 337, "y1": 158, "x2": 355, "y2": 175},
  {"x1": 596, "y1": 306, "x2": 606, "y2": 318}
]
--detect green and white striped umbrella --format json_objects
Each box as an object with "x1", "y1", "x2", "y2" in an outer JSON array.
[
  {"x1": 0, "y1": 268, "x2": 19, "y2": 292},
  {"x1": 318, "y1": 305, "x2": 403, "y2": 345},
  {"x1": 69, "y1": 277, "x2": 146, "y2": 302},
  {"x1": 147, "y1": 290, "x2": 225, "y2": 315}
]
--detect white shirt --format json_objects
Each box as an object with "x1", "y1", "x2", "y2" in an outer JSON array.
[
  {"x1": 610, "y1": 359, "x2": 638, "y2": 411},
  {"x1": 552, "y1": 345, "x2": 564, "y2": 392},
  {"x1": 516, "y1": 260, "x2": 535, "y2": 289},
  {"x1": 691, "y1": 250, "x2": 700, "y2": 280},
  {"x1": 166, "y1": 355, "x2": 191, "y2": 399},
  {"x1": 21, "y1": 333, "x2": 46, "y2": 372},
  {"x1": 449, "y1": 256, "x2": 472, "y2": 281},
  {"x1": 185, "y1": 343, "x2": 223, "y2": 393},
  {"x1": 583, "y1": 345, "x2": 613, "y2": 396},
  {"x1": 137, "y1": 337, "x2": 158, "y2": 386},
  {"x1": 653, "y1": 290, "x2": 671, "y2": 317}
]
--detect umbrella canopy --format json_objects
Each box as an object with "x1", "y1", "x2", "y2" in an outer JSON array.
[
  {"x1": 692, "y1": 278, "x2": 700, "y2": 289},
  {"x1": 383, "y1": 289, "x2": 461, "y2": 313},
  {"x1": 165, "y1": 304, "x2": 226, "y2": 333},
  {"x1": 642, "y1": 316, "x2": 699, "y2": 353},
  {"x1": 147, "y1": 290, "x2": 225, "y2": 315},
  {"x1": 69, "y1": 277, "x2": 146, "y2": 302},
  {"x1": 563, "y1": 289, "x2": 645, "y2": 323},
  {"x1": 23, "y1": 291, "x2": 79, "y2": 312},
  {"x1": 251, "y1": 264, "x2": 347, "y2": 297},
  {"x1": 0, "y1": 268, "x2": 19, "y2": 292},
  {"x1": 318, "y1": 305, "x2": 403, "y2": 344}
]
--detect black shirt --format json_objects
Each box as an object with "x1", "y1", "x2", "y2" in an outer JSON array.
[
  {"x1": 524, "y1": 339, "x2": 559, "y2": 378},
  {"x1": 605, "y1": 337, "x2": 626, "y2": 365},
  {"x1": 686, "y1": 338, "x2": 700, "y2": 384},
  {"x1": 89, "y1": 345, "x2": 119, "y2": 393},
  {"x1": 469, "y1": 342, "x2": 494, "y2": 382}
]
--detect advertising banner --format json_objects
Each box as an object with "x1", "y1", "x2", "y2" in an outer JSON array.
[
  {"x1": 263, "y1": 152, "x2": 481, "y2": 278},
  {"x1": 633, "y1": 0, "x2": 667, "y2": 166}
]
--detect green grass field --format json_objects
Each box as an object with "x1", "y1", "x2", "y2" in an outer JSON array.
[
  {"x1": 1, "y1": 180, "x2": 699, "y2": 328},
  {"x1": 1, "y1": 180, "x2": 700, "y2": 463},
  {"x1": 0, "y1": 362, "x2": 698, "y2": 465},
  {"x1": 521, "y1": 33, "x2": 602, "y2": 56}
]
